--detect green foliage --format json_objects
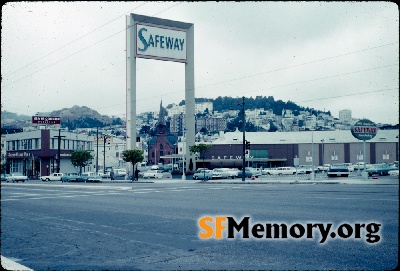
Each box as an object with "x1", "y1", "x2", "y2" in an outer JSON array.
[
  {"x1": 70, "y1": 150, "x2": 93, "y2": 173},
  {"x1": 189, "y1": 144, "x2": 212, "y2": 158},
  {"x1": 190, "y1": 144, "x2": 212, "y2": 172},
  {"x1": 122, "y1": 149, "x2": 144, "y2": 167}
]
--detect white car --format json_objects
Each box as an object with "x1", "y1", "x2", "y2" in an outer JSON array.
[
  {"x1": 317, "y1": 164, "x2": 330, "y2": 171},
  {"x1": 298, "y1": 165, "x2": 316, "y2": 174},
  {"x1": 113, "y1": 169, "x2": 127, "y2": 177},
  {"x1": 142, "y1": 170, "x2": 172, "y2": 179},
  {"x1": 262, "y1": 167, "x2": 296, "y2": 175},
  {"x1": 212, "y1": 168, "x2": 234, "y2": 179},
  {"x1": 388, "y1": 169, "x2": 399, "y2": 177},
  {"x1": 296, "y1": 168, "x2": 307, "y2": 174},
  {"x1": 6, "y1": 173, "x2": 28, "y2": 183},
  {"x1": 245, "y1": 167, "x2": 262, "y2": 177},
  {"x1": 343, "y1": 163, "x2": 355, "y2": 172}
]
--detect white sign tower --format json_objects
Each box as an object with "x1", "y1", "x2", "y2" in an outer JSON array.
[{"x1": 126, "y1": 14, "x2": 195, "y2": 173}]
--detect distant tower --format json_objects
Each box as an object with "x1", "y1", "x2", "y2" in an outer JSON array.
[
  {"x1": 339, "y1": 109, "x2": 352, "y2": 123},
  {"x1": 156, "y1": 100, "x2": 167, "y2": 134}
]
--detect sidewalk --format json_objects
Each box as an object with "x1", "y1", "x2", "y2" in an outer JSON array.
[
  {"x1": 1, "y1": 256, "x2": 33, "y2": 271},
  {"x1": 200, "y1": 175, "x2": 399, "y2": 185},
  {"x1": 103, "y1": 176, "x2": 398, "y2": 185}
]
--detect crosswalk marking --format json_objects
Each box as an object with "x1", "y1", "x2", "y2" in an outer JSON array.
[{"x1": 1, "y1": 184, "x2": 257, "y2": 202}]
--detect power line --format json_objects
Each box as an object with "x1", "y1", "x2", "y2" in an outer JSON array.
[
  {"x1": 2, "y1": 2, "x2": 182, "y2": 88},
  {"x1": 4, "y1": 2, "x2": 149, "y2": 77}
]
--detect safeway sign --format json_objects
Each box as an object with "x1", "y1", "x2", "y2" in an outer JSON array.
[{"x1": 351, "y1": 119, "x2": 378, "y2": 141}]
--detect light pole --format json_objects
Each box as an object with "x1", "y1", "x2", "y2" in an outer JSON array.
[
  {"x1": 321, "y1": 139, "x2": 325, "y2": 174},
  {"x1": 96, "y1": 126, "x2": 99, "y2": 174},
  {"x1": 235, "y1": 96, "x2": 246, "y2": 182},
  {"x1": 310, "y1": 112, "x2": 315, "y2": 180},
  {"x1": 182, "y1": 128, "x2": 187, "y2": 180}
]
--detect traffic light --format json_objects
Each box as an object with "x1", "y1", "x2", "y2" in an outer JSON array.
[{"x1": 245, "y1": 140, "x2": 251, "y2": 149}]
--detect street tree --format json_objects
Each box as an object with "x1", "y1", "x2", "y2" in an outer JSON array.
[
  {"x1": 70, "y1": 150, "x2": 93, "y2": 174},
  {"x1": 122, "y1": 149, "x2": 144, "y2": 181},
  {"x1": 189, "y1": 143, "x2": 212, "y2": 180}
]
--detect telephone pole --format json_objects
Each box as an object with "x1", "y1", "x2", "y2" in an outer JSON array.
[{"x1": 53, "y1": 129, "x2": 65, "y2": 173}]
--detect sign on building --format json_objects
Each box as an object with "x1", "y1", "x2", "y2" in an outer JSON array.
[
  {"x1": 32, "y1": 116, "x2": 60, "y2": 124},
  {"x1": 351, "y1": 119, "x2": 378, "y2": 141}
]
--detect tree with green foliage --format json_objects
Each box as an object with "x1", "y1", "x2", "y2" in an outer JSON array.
[
  {"x1": 70, "y1": 150, "x2": 93, "y2": 174},
  {"x1": 122, "y1": 149, "x2": 144, "y2": 181},
  {"x1": 189, "y1": 143, "x2": 212, "y2": 180}
]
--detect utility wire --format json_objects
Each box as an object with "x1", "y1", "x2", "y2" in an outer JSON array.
[
  {"x1": 4, "y1": 2, "x2": 149, "y2": 77},
  {"x1": 2, "y1": 2, "x2": 182, "y2": 88},
  {"x1": 92, "y1": 63, "x2": 398, "y2": 115}
]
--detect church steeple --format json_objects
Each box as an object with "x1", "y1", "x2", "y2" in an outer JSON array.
[
  {"x1": 158, "y1": 100, "x2": 166, "y2": 126},
  {"x1": 156, "y1": 100, "x2": 166, "y2": 134}
]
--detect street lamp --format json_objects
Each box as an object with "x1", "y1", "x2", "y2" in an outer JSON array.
[
  {"x1": 234, "y1": 96, "x2": 246, "y2": 182},
  {"x1": 182, "y1": 128, "x2": 187, "y2": 180},
  {"x1": 310, "y1": 111, "x2": 315, "y2": 180},
  {"x1": 96, "y1": 126, "x2": 99, "y2": 174},
  {"x1": 321, "y1": 139, "x2": 325, "y2": 174}
]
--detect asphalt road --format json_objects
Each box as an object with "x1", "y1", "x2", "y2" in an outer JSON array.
[{"x1": 1, "y1": 178, "x2": 398, "y2": 270}]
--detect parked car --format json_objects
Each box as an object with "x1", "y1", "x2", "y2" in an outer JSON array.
[
  {"x1": 98, "y1": 172, "x2": 110, "y2": 178},
  {"x1": 1, "y1": 173, "x2": 11, "y2": 182},
  {"x1": 327, "y1": 164, "x2": 350, "y2": 177},
  {"x1": 317, "y1": 164, "x2": 330, "y2": 171},
  {"x1": 40, "y1": 172, "x2": 63, "y2": 181},
  {"x1": 354, "y1": 162, "x2": 366, "y2": 170},
  {"x1": 227, "y1": 168, "x2": 240, "y2": 178},
  {"x1": 296, "y1": 167, "x2": 307, "y2": 174},
  {"x1": 298, "y1": 165, "x2": 316, "y2": 174},
  {"x1": 237, "y1": 170, "x2": 255, "y2": 179},
  {"x1": 388, "y1": 169, "x2": 399, "y2": 177},
  {"x1": 343, "y1": 163, "x2": 355, "y2": 172},
  {"x1": 6, "y1": 173, "x2": 28, "y2": 183},
  {"x1": 245, "y1": 167, "x2": 262, "y2": 177},
  {"x1": 142, "y1": 170, "x2": 172, "y2": 179},
  {"x1": 366, "y1": 163, "x2": 396, "y2": 176},
  {"x1": 212, "y1": 168, "x2": 234, "y2": 179},
  {"x1": 262, "y1": 167, "x2": 297, "y2": 175},
  {"x1": 193, "y1": 170, "x2": 213, "y2": 180},
  {"x1": 76, "y1": 172, "x2": 102, "y2": 182},
  {"x1": 61, "y1": 172, "x2": 80, "y2": 182},
  {"x1": 113, "y1": 169, "x2": 127, "y2": 177}
]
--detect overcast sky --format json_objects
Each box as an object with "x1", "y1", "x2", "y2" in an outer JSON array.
[{"x1": 1, "y1": 1, "x2": 399, "y2": 125}]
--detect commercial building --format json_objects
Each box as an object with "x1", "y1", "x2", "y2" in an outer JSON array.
[
  {"x1": 196, "y1": 129, "x2": 399, "y2": 169},
  {"x1": 4, "y1": 128, "x2": 94, "y2": 177}
]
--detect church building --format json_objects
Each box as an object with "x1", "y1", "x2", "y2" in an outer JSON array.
[{"x1": 148, "y1": 101, "x2": 178, "y2": 166}]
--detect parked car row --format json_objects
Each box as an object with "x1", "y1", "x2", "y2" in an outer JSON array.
[
  {"x1": 2, "y1": 173, "x2": 28, "y2": 183},
  {"x1": 366, "y1": 163, "x2": 398, "y2": 176},
  {"x1": 192, "y1": 168, "x2": 262, "y2": 180}
]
